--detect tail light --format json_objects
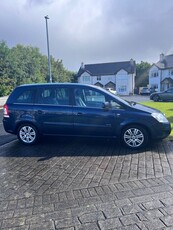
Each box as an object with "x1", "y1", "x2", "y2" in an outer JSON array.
[{"x1": 3, "y1": 104, "x2": 9, "y2": 118}]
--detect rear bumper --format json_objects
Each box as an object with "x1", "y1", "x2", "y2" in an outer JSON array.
[{"x1": 3, "y1": 118, "x2": 16, "y2": 134}]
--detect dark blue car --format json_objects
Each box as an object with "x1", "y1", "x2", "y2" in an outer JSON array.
[{"x1": 3, "y1": 83, "x2": 171, "y2": 149}]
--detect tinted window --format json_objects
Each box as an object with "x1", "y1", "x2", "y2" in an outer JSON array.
[
  {"x1": 14, "y1": 89, "x2": 34, "y2": 104},
  {"x1": 37, "y1": 87, "x2": 70, "y2": 105},
  {"x1": 167, "y1": 88, "x2": 173, "y2": 93},
  {"x1": 109, "y1": 99, "x2": 123, "y2": 109},
  {"x1": 74, "y1": 87, "x2": 124, "y2": 109},
  {"x1": 74, "y1": 88, "x2": 106, "y2": 108}
]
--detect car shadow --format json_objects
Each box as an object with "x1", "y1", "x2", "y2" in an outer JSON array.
[
  {"x1": 0, "y1": 136, "x2": 157, "y2": 161},
  {"x1": 0, "y1": 134, "x2": 17, "y2": 146}
]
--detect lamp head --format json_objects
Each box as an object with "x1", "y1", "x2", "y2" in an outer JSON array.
[{"x1": 45, "y1": 15, "x2": 49, "y2": 19}]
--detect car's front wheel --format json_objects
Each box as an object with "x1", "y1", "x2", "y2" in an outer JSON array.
[
  {"x1": 153, "y1": 94, "x2": 160, "y2": 102},
  {"x1": 121, "y1": 125, "x2": 149, "y2": 149},
  {"x1": 17, "y1": 124, "x2": 39, "y2": 145}
]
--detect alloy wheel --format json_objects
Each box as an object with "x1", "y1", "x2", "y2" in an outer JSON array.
[
  {"x1": 18, "y1": 125, "x2": 37, "y2": 144},
  {"x1": 123, "y1": 127, "x2": 145, "y2": 148}
]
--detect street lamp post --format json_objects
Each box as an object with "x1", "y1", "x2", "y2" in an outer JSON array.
[{"x1": 44, "y1": 15, "x2": 52, "y2": 83}]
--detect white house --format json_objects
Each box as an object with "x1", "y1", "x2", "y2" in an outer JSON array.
[
  {"x1": 149, "y1": 54, "x2": 173, "y2": 92},
  {"x1": 76, "y1": 60, "x2": 136, "y2": 95}
]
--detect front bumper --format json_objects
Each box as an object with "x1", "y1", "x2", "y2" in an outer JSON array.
[{"x1": 151, "y1": 122, "x2": 171, "y2": 140}]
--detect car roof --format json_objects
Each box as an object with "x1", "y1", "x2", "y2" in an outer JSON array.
[
  {"x1": 16, "y1": 83, "x2": 109, "y2": 93},
  {"x1": 18, "y1": 83, "x2": 96, "y2": 87}
]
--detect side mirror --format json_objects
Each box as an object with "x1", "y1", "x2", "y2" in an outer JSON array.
[{"x1": 103, "y1": 102, "x2": 111, "y2": 110}]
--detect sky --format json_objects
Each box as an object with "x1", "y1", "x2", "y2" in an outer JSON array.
[{"x1": 1, "y1": 0, "x2": 173, "y2": 72}]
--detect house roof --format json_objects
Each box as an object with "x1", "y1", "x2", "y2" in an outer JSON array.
[
  {"x1": 155, "y1": 54, "x2": 173, "y2": 69},
  {"x1": 77, "y1": 60, "x2": 136, "y2": 77},
  {"x1": 161, "y1": 77, "x2": 173, "y2": 83}
]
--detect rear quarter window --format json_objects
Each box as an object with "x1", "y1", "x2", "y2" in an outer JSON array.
[{"x1": 8, "y1": 87, "x2": 36, "y2": 104}]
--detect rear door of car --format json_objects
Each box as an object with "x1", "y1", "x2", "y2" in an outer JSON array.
[{"x1": 35, "y1": 85, "x2": 73, "y2": 135}]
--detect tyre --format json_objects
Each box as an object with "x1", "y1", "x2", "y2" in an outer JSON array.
[
  {"x1": 121, "y1": 125, "x2": 149, "y2": 149},
  {"x1": 153, "y1": 94, "x2": 160, "y2": 102},
  {"x1": 17, "y1": 123, "x2": 39, "y2": 145}
]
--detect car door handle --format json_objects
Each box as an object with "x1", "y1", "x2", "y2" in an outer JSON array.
[
  {"x1": 115, "y1": 113, "x2": 120, "y2": 117},
  {"x1": 38, "y1": 110, "x2": 43, "y2": 114},
  {"x1": 76, "y1": 112, "x2": 83, "y2": 116}
]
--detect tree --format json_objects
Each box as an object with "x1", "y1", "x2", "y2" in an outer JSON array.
[
  {"x1": 0, "y1": 41, "x2": 14, "y2": 96},
  {"x1": 8, "y1": 44, "x2": 47, "y2": 85},
  {"x1": 136, "y1": 61, "x2": 151, "y2": 88},
  {"x1": 0, "y1": 41, "x2": 75, "y2": 96},
  {"x1": 51, "y1": 58, "x2": 74, "y2": 83}
]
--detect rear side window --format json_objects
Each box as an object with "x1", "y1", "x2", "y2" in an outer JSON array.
[
  {"x1": 37, "y1": 87, "x2": 70, "y2": 105},
  {"x1": 14, "y1": 89, "x2": 35, "y2": 104}
]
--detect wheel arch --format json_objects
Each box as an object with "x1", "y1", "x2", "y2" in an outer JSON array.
[
  {"x1": 15, "y1": 121, "x2": 40, "y2": 135},
  {"x1": 120, "y1": 122, "x2": 151, "y2": 139}
]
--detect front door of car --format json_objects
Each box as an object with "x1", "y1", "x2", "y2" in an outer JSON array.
[
  {"x1": 35, "y1": 86, "x2": 73, "y2": 135},
  {"x1": 165, "y1": 88, "x2": 173, "y2": 101},
  {"x1": 72, "y1": 87, "x2": 124, "y2": 137}
]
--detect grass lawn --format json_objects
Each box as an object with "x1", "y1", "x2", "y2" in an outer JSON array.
[{"x1": 140, "y1": 102, "x2": 173, "y2": 141}]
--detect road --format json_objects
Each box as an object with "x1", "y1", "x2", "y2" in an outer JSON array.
[{"x1": 121, "y1": 94, "x2": 150, "y2": 103}]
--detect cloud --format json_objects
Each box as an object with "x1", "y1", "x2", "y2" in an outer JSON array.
[
  {"x1": 26, "y1": 0, "x2": 54, "y2": 6},
  {"x1": 1, "y1": 0, "x2": 173, "y2": 71}
]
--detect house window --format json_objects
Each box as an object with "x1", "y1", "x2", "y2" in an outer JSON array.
[
  {"x1": 83, "y1": 76, "x2": 90, "y2": 82},
  {"x1": 151, "y1": 72, "x2": 158, "y2": 77},
  {"x1": 97, "y1": 76, "x2": 101, "y2": 81},
  {"x1": 169, "y1": 69, "x2": 173, "y2": 75},
  {"x1": 150, "y1": 84, "x2": 158, "y2": 92},
  {"x1": 119, "y1": 85, "x2": 127, "y2": 92}
]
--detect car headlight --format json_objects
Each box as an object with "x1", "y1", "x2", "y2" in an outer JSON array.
[{"x1": 151, "y1": 112, "x2": 169, "y2": 123}]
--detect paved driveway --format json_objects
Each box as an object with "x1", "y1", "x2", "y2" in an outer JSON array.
[{"x1": 0, "y1": 136, "x2": 173, "y2": 229}]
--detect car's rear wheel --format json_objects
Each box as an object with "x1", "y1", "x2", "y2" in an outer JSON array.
[
  {"x1": 153, "y1": 94, "x2": 160, "y2": 102},
  {"x1": 121, "y1": 125, "x2": 149, "y2": 149},
  {"x1": 17, "y1": 124, "x2": 39, "y2": 145}
]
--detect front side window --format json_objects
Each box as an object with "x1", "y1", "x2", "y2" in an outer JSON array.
[
  {"x1": 74, "y1": 87, "x2": 123, "y2": 109},
  {"x1": 109, "y1": 99, "x2": 123, "y2": 109},
  {"x1": 74, "y1": 88, "x2": 106, "y2": 108}
]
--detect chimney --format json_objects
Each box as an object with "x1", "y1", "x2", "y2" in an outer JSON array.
[
  {"x1": 130, "y1": 58, "x2": 134, "y2": 65},
  {"x1": 160, "y1": 53, "x2": 164, "y2": 62},
  {"x1": 81, "y1": 62, "x2": 85, "y2": 69}
]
